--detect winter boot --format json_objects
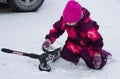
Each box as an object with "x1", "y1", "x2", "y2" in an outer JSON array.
[{"x1": 102, "y1": 49, "x2": 112, "y2": 60}]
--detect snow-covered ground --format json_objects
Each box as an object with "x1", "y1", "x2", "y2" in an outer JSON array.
[{"x1": 0, "y1": 0, "x2": 120, "y2": 79}]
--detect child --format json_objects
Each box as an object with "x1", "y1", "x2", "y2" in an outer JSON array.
[{"x1": 42, "y1": 0, "x2": 112, "y2": 70}]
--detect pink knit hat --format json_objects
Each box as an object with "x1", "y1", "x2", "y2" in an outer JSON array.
[{"x1": 63, "y1": 0, "x2": 82, "y2": 23}]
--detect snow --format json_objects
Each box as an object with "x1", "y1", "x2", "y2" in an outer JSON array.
[{"x1": 0, "y1": 0, "x2": 120, "y2": 79}]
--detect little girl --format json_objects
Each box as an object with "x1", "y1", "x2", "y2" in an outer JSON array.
[{"x1": 42, "y1": 0, "x2": 112, "y2": 70}]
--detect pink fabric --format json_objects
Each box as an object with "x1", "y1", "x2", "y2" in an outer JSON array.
[
  {"x1": 66, "y1": 41, "x2": 82, "y2": 54},
  {"x1": 87, "y1": 28, "x2": 100, "y2": 41},
  {"x1": 63, "y1": 0, "x2": 82, "y2": 23},
  {"x1": 66, "y1": 27, "x2": 76, "y2": 39}
]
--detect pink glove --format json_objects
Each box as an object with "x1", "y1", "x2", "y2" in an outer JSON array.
[
  {"x1": 42, "y1": 39, "x2": 51, "y2": 48},
  {"x1": 92, "y1": 53, "x2": 102, "y2": 69}
]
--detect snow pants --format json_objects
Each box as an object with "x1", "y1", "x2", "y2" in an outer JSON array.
[{"x1": 60, "y1": 44, "x2": 107, "y2": 69}]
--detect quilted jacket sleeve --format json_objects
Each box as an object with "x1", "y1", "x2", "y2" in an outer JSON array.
[{"x1": 45, "y1": 18, "x2": 65, "y2": 44}]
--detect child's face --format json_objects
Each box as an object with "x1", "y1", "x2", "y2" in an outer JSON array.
[{"x1": 66, "y1": 22, "x2": 77, "y2": 26}]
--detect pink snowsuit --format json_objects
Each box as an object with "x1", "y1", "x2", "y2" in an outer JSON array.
[{"x1": 45, "y1": 8, "x2": 107, "y2": 69}]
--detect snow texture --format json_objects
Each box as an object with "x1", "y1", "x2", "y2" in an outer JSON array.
[{"x1": 0, "y1": 0, "x2": 120, "y2": 79}]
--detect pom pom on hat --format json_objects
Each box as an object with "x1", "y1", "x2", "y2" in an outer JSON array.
[{"x1": 63, "y1": 0, "x2": 82, "y2": 23}]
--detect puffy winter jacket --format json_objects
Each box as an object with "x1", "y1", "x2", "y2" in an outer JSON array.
[{"x1": 45, "y1": 8, "x2": 103, "y2": 57}]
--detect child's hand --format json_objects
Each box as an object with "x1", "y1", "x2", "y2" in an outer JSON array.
[
  {"x1": 42, "y1": 39, "x2": 51, "y2": 48},
  {"x1": 92, "y1": 53, "x2": 102, "y2": 69}
]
